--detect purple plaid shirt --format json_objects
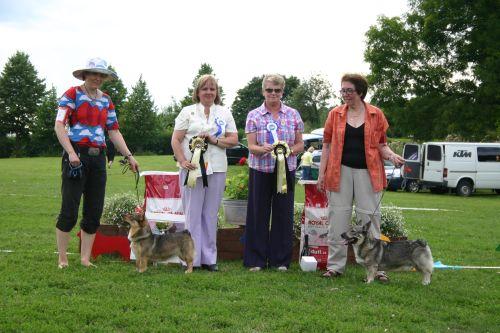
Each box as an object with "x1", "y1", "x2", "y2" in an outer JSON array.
[{"x1": 245, "y1": 103, "x2": 304, "y2": 173}]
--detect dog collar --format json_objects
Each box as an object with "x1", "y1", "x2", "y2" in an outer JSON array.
[{"x1": 130, "y1": 232, "x2": 151, "y2": 242}]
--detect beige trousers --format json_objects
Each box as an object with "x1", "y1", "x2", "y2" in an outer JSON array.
[{"x1": 326, "y1": 165, "x2": 382, "y2": 273}]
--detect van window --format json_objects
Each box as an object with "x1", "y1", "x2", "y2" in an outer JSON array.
[
  {"x1": 404, "y1": 145, "x2": 419, "y2": 160},
  {"x1": 477, "y1": 147, "x2": 500, "y2": 162},
  {"x1": 427, "y1": 145, "x2": 441, "y2": 161}
]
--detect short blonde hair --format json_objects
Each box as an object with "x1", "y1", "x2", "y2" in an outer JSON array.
[
  {"x1": 192, "y1": 74, "x2": 221, "y2": 105},
  {"x1": 262, "y1": 74, "x2": 285, "y2": 91}
]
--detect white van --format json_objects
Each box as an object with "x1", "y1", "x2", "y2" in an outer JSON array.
[{"x1": 402, "y1": 142, "x2": 500, "y2": 196}]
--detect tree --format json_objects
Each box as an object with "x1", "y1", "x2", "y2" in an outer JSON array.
[
  {"x1": 0, "y1": 51, "x2": 46, "y2": 153},
  {"x1": 30, "y1": 86, "x2": 59, "y2": 155},
  {"x1": 100, "y1": 65, "x2": 127, "y2": 116},
  {"x1": 287, "y1": 74, "x2": 334, "y2": 129},
  {"x1": 179, "y1": 63, "x2": 225, "y2": 108},
  {"x1": 365, "y1": 0, "x2": 500, "y2": 140},
  {"x1": 231, "y1": 75, "x2": 300, "y2": 129},
  {"x1": 119, "y1": 76, "x2": 159, "y2": 153}
]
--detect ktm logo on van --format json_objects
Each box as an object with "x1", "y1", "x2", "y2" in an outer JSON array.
[{"x1": 453, "y1": 150, "x2": 472, "y2": 158}]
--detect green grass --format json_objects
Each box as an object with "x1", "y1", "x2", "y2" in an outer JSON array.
[{"x1": 1, "y1": 156, "x2": 499, "y2": 332}]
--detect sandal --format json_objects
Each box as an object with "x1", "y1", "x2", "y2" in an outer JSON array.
[{"x1": 322, "y1": 270, "x2": 342, "y2": 278}]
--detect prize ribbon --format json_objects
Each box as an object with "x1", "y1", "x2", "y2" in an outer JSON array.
[
  {"x1": 184, "y1": 136, "x2": 208, "y2": 188},
  {"x1": 214, "y1": 117, "x2": 226, "y2": 138},
  {"x1": 267, "y1": 122, "x2": 278, "y2": 144},
  {"x1": 271, "y1": 141, "x2": 291, "y2": 193}
]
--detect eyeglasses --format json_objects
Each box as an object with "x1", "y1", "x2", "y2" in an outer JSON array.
[
  {"x1": 340, "y1": 88, "x2": 356, "y2": 95},
  {"x1": 265, "y1": 88, "x2": 283, "y2": 94}
]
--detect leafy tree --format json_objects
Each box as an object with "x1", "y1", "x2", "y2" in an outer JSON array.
[
  {"x1": 30, "y1": 86, "x2": 59, "y2": 155},
  {"x1": 365, "y1": 0, "x2": 500, "y2": 140},
  {"x1": 287, "y1": 74, "x2": 334, "y2": 129},
  {"x1": 0, "y1": 51, "x2": 46, "y2": 152},
  {"x1": 231, "y1": 75, "x2": 300, "y2": 129},
  {"x1": 158, "y1": 98, "x2": 182, "y2": 130},
  {"x1": 179, "y1": 63, "x2": 225, "y2": 108},
  {"x1": 100, "y1": 65, "x2": 127, "y2": 116},
  {"x1": 119, "y1": 76, "x2": 159, "y2": 153}
]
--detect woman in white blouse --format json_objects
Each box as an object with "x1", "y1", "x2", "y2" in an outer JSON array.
[{"x1": 171, "y1": 74, "x2": 238, "y2": 272}]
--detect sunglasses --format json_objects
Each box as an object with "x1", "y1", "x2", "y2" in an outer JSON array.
[
  {"x1": 265, "y1": 88, "x2": 283, "y2": 94},
  {"x1": 340, "y1": 88, "x2": 356, "y2": 95}
]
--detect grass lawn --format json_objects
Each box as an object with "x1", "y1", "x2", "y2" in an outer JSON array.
[{"x1": 0, "y1": 156, "x2": 499, "y2": 332}]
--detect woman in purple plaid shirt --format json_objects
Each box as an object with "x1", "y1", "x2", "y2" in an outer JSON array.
[{"x1": 243, "y1": 74, "x2": 304, "y2": 272}]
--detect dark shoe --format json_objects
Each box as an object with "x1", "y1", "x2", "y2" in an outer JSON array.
[
  {"x1": 322, "y1": 270, "x2": 342, "y2": 278},
  {"x1": 202, "y1": 264, "x2": 218, "y2": 272}
]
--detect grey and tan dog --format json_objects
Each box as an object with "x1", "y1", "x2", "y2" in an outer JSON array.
[
  {"x1": 341, "y1": 221, "x2": 433, "y2": 285},
  {"x1": 123, "y1": 212, "x2": 195, "y2": 274}
]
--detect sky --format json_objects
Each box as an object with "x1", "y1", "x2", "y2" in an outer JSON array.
[{"x1": 0, "y1": 0, "x2": 408, "y2": 109}]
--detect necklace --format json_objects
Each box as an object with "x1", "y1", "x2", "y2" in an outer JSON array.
[{"x1": 83, "y1": 83, "x2": 99, "y2": 100}]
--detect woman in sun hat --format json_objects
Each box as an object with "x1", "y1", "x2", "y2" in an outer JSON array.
[{"x1": 54, "y1": 57, "x2": 139, "y2": 268}]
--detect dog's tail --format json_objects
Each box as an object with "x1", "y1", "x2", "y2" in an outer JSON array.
[{"x1": 415, "y1": 239, "x2": 428, "y2": 247}]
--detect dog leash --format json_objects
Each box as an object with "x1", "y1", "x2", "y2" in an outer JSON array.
[
  {"x1": 368, "y1": 164, "x2": 397, "y2": 221},
  {"x1": 119, "y1": 157, "x2": 141, "y2": 205}
]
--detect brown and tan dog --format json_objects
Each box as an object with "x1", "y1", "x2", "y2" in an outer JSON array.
[{"x1": 123, "y1": 212, "x2": 195, "y2": 273}]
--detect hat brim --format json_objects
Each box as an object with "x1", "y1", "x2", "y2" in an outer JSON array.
[{"x1": 72, "y1": 68, "x2": 118, "y2": 81}]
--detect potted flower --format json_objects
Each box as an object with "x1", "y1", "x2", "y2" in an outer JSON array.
[
  {"x1": 222, "y1": 157, "x2": 249, "y2": 226},
  {"x1": 101, "y1": 192, "x2": 138, "y2": 236}
]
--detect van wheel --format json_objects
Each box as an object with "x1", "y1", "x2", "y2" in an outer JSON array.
[
  {"x1": 405, "y1": 180, "x2": 420, "y2": 193},
  {"x1": 456, "y1": 180, "x2": 473, "y2": 197}
]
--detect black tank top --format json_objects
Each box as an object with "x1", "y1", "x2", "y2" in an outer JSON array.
[{"x1": 341, "y1": 123, "x2": 367, "y2": 169}]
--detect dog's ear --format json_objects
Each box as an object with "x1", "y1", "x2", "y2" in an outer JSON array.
[
  {"x1": 136, "y1": 211, "x2": 147, "y2": 226},
  {"x1": 363, "y1": 220, "x2": 372, "y2": 232}
]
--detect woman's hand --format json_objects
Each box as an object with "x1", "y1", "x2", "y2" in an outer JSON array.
[
  {"x1": 316, "y1": 174, "x2": 325, "y2": 192},
  {"x1": 180, "y1": 160, "x2": 197, "y2": 171},
  {"x1": 198, "y1": 132, "x2": 218, "y2": 145},
  {"x1": 127, "y1": 156, "x2": 139, "y2": 172},
  {"x1": 260, "y1": 143, "x2": 274, "y2": 155},
  {"x1": 68, "y1": 152, "x2": 81, "y2": 166},
  {"x1": 389, "y1": 153, "x2": 405, "y2": 168}
]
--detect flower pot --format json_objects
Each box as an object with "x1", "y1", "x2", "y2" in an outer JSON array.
[
  {"x1": 222, "y1": 199, "x2": 247, "y2": 226},
  {"x1": 217, "y1": 227, "x2": 300, "y2": 262},
  {"x1": 77, "y1": 224, "x2": 130, "y2": 261}
]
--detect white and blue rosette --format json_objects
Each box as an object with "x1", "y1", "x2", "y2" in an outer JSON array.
[
  {"x1": 266, "y1": 122, "x2": 278, "y2": 144},
  {"x1": 214, "y1": 117, "x2": 226, "y2": 138}
]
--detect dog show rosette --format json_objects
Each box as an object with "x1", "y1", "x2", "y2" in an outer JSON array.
[
  {"x1": 271, "y1": 140, "x2": 291, "y2": 193},
  {"x1": 184, "y1": 136, "x2": 209, "y2": 188}
]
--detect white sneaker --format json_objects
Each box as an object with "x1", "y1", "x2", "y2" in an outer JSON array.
[
  {"x1": 277, "y1": 266, "x2": 288, "y2": 271},
  {"x1": 249, "y1": 267, "x2": 262, "y2": 272}
]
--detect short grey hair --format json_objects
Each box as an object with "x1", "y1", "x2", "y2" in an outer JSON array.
[{"x1": 262, "y1": 74, "x2": 285, "y2": 91}]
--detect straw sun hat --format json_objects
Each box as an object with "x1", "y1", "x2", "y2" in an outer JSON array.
[{"x1": 72, "y1": 57, "x2": 118, "y2": 81}]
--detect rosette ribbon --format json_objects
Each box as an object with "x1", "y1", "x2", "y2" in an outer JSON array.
[
  {"x1": 271, "y1": 141, "x2": 291, "y2": 193},
  {"x1": 184, "y1": 136, "x2": 208, "y2": 188}
]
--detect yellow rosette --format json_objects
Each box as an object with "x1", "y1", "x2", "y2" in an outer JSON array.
[
  {"x1": 185, "y1": 136, "x2": 208, "y2": 188},
  {"x1": 271, "y1": 141, "x2": 291, "y2": 193}
]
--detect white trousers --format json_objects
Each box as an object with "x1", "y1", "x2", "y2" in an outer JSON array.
[{"x1": 326, "y1": 165, "x2": 382, "y2": 273}]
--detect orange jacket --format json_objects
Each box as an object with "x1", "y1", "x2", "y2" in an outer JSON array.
[{"x1": 323, "y1": 103, "x2": 388, "y2": 192}]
